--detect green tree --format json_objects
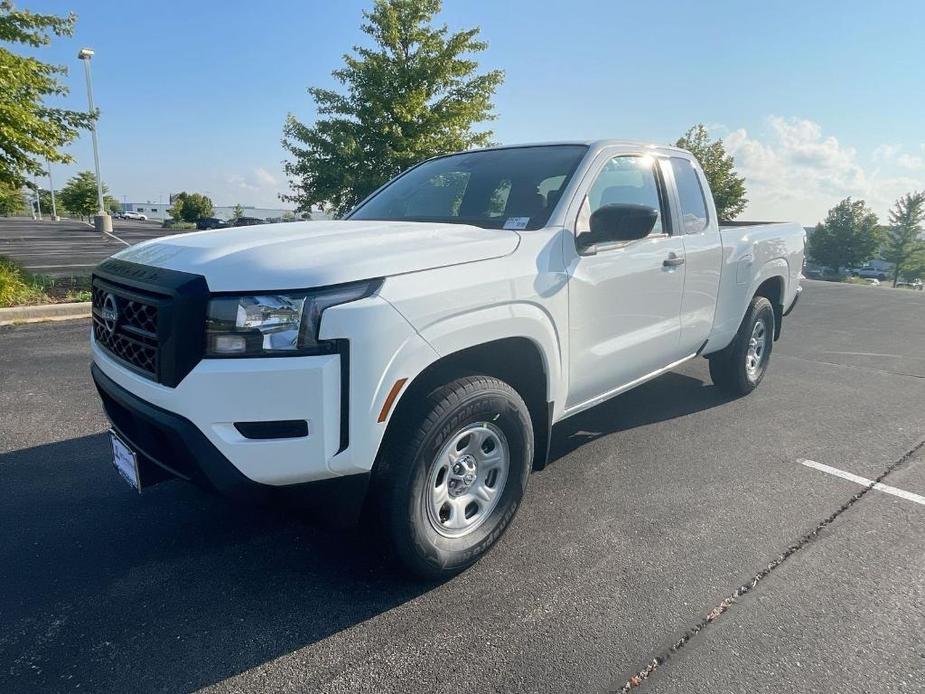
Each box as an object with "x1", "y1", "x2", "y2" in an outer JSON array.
[
  {"x1": 231, "y1": 203, "x2": 244, "y2": 221},
  {"x1": 105, "y1": 196, "x2": 121, "y2": 215},
  {"x1": 0, "y1": 182, "x2": 26, "y2": 215},
  {"x1": 881, "y1": 192, "x2": 925, "y2": 286},
  {"x1": 807, "y1": 197, "x2": 882, "y2": 273},
  {"x1": 282, "y1": 0, "x2": 504, "y2": 217},
  {"x1": 676, "y1": 124, "x2": 748, "y2": 220},
  {"x1": 0, "y1": 1, "x2": 95, "y2": 189},
  {"x1": 35, "y1": 187, "x2": 52, "y2": 213},
  {"x1": 168, "y1": 191, "x2": 214, "y2": 222},
  {"x1": 901, "y1": 251, "x2": 925, "y2": 283},
  {"x1": 168, "y1": 192, "x2": 187, "y2": 221},
  {"x1": 58, "y1": 170, "x2": 108, "y2": 220}
]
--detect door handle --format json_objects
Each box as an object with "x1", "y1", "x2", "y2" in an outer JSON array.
[{"x1": 663, "y1": 254, "x2": 685, "y2": 268}]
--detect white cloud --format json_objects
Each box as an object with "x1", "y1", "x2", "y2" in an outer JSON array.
[
  {"x1": 896, "y1": 153, "x2": 924, "y2": 170},
  {"x1": 724, "y1": 117, "x2": 924, "y2": 224},
  {"x1": 872, "y1": 144, "x2": 899, "y2": 162},
  {"x1": 254, "y1": 167, "x2": 278, "y2": 186},
  {"x1": 220, "y1": 166, "x2": 286, "y2": 207}
]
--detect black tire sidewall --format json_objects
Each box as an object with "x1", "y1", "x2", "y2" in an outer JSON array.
[
  {"x1": 388, "y1": 380, "x2": 533, "y2": 577},
  {"x1": 733, "y1": 297, "x2": 774, "y2": 390}
]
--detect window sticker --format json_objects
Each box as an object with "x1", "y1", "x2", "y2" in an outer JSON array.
[{"x1": 502, "y1": 217, "x2": 530, "y2": 230}]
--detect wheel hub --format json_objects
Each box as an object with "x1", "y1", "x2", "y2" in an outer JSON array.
[
  {"x1": 423, "y1": 422, "x2": 510, "y2": 539},
  {"x1": 745, "y1": 319, "x2": 767, "y2": 379},
  {"x1": 448, "y1": 454, "x2": 478, "y2": 496}
]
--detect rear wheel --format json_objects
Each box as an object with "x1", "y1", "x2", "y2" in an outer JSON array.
[
  {"x1": 373, "y1": 375, "x2": 533, "y2": 579},
  {"x1": 708, "y1": 295, "x2": 775, "y2": 396}
]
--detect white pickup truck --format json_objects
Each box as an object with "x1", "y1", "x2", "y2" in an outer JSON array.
[{"x1": 90, "y1": 141, "x2": 804, "y2": 577}]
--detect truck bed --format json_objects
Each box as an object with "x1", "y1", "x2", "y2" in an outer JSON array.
[{"x1": 708, "y1": 220, "x2": 806, "y2": 355}]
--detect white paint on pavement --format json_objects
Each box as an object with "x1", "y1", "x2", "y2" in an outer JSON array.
[
  {"x1": 103, "y1": 230, "x2": 131, "y2": 246},
  {"x1": 798, "y1": 458, "x2": 925, "y2": 507}
]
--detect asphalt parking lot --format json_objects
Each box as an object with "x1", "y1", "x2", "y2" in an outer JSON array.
[
  {"x1": 0, "y1": 217, "x2": 182, "y2": 277},
  {"x1": 1, "y1": 280, "x2": 923, "y2": 693}
]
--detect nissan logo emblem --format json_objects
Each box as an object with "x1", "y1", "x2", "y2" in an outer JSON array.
[{"x1": 101, "y1": 293, "x2": 119, "y2": 334}]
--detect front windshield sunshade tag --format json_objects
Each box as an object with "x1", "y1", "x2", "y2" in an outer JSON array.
[{"x1": 502, "y1": 217, "x2": 530, "y2": 230}]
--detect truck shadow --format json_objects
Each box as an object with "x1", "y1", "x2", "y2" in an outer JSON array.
[
  {"x1": 0, "y1": 434, "x2": 426, "y2": 693},
  {"x1": 547, "y1": 371, "x2": 734, "y2": 464},
  {"x1": 0, "y1": 371, "x2": 728, "y2": 692}
]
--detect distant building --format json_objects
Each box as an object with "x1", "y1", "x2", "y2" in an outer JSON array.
[
  {"x1": 212, "y1": 205, "x2": 305, "y2": 222},
  {"x1": 118, "y1": 199, "x2": 329, "y2": 222},
  {"x1": 120, "y1": 201, "x2": 170, "y2": 219}
]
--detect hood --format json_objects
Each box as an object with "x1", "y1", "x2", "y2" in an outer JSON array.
[{"x1": 113, "y1": 220, "x2": 520, "y2": 292}]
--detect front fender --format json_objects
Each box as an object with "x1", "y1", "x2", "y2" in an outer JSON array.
[{"x1": 417, "y1": 301, "x2": 564, "y2": 410}]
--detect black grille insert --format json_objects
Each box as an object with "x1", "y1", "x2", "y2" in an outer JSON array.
[
  {"x1": 92, "y1": 259, "x2": 210, "y2": 387},
  {"x1": 92, "y1": 281, "x2": 163, "y2": 379}
]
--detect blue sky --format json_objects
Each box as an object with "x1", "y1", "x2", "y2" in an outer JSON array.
[{"x1": 18, "y1": 0, "x2": 925, "y2": 223}]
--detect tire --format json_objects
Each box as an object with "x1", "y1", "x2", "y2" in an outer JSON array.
[
  {"x1": 373, "y1": 375, "x2": 534, "y2": 579},
  {"x1": 708, "y1": 296, "x2": 775, "y2": 396}
]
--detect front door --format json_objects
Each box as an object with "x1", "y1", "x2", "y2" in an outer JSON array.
[{"x1": 566, "y1": 154, "x2": 686, "y2": 410}]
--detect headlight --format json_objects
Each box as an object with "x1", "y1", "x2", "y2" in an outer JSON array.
[{"x1": 205, "y1": 279, "x2": 381, "y2": 356}]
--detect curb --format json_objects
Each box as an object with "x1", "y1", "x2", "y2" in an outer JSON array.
[{"x1": 0, "y1": 301, "x2": 91, "y2": 326}]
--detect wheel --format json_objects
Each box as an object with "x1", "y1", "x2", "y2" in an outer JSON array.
[
  {"x1": 708, "y1": 296, "x2": 775, "y2": 396},
  {"x1": 373, "y1": 375, "x2": 534, "y2": 579}
]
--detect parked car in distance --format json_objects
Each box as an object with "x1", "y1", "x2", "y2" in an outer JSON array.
[
  {"x1": 121, "y1": 211, "x2": 148, "y2": 221},
  {"x1": 896, "y1": 279, "x2": 923, "y2": 290},
  {"x1": 196, "y1": 217, "x2": 228, "y2": 230},
  {"x1": 857, "y1": 267, "x2": 887, "y2": 280},
  {"x1": 232, "y1": 216, "x2": 265, "y2": 227},
  {"x1": 89, "y1": 140, "x2": 805, "y2": 579}
]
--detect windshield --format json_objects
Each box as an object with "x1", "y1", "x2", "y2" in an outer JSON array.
[{"x1": 348, "y1": 145, "x2": 588, "y2": 230}]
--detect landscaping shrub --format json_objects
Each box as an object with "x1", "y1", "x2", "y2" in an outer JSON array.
[
  {"x1": 0, "y1": 257, "x2": 92, "y2": 307},
  {"x1": 162, "y1": 219, "x2": 196, "y2": 230},
  {"x1": 0, "y1": 257, "x2": 48, "y2": 307}
]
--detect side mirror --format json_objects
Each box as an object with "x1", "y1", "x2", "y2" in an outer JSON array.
[{"x1": 577, "y1": 203, "x2": 658, "y2": 252}]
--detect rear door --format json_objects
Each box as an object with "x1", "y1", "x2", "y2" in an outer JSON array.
[{"x1": 565, "y1": 153, "x2": 687, "y2": 411}]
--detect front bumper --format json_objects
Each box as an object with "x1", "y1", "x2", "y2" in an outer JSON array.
[
  {"x1": 92, "y1": 364, "x2": 370, "y2": 525},
  {"x1": 92, "y1": 336, "x2": 343, "y2": 486}
]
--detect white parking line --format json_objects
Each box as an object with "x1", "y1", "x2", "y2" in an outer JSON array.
[
  {"x1": 798, "y1": 459, "x2": 925, "y2": 506},
  {"x1": 104, "y1": 230, "x2": 131, "y2": 246}
]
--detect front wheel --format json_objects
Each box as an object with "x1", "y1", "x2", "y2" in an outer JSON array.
[
  {"x1": 373, "y1": 375, "x2": 534, "y2": 579},
  {"x1": 708, "y1": 295, "x2": 775, "y2": 396}
]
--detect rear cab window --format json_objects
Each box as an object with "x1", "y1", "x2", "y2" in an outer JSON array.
[{"x1": 669, "y1": 157, "x2": 709, "y2": 234}]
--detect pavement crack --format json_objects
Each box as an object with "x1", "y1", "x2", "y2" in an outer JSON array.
[
  {"x1": 611, "y1": 438, "x2": 925, "y2": 693},
  {"x1": 777, "y1": 353, "x2": 925, "y2": 380}
]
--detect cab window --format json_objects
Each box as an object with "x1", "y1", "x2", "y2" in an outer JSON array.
[
  {"x1": 670, "y1": 157, "x2": 709, "y2": 233},
  {"x1": 577, "y1": 156, "x2": 666, "y2": 235}
]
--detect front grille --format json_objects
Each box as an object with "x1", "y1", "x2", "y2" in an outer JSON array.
[
  {"x1": 92, "y1": 282, "x2": 162, "y2": 379},
  {"x1": 92, "y1": 259, "x2": 209, "y2": 387}
]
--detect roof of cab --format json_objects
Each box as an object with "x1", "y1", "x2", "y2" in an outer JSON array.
[{"x1": 459, "y1": 139, "x2": 693, "y2": 158}]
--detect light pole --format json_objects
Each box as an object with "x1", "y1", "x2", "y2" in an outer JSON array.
[
  {"x1": 34, "y1": 176, "x2": 42, "y2": 220},
  {"x1": 77, "y1": 47, "x2": 112, "y2": 234},
  {"x1": 46, "y1": 158, "x2": 59, "y2": 221}
]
